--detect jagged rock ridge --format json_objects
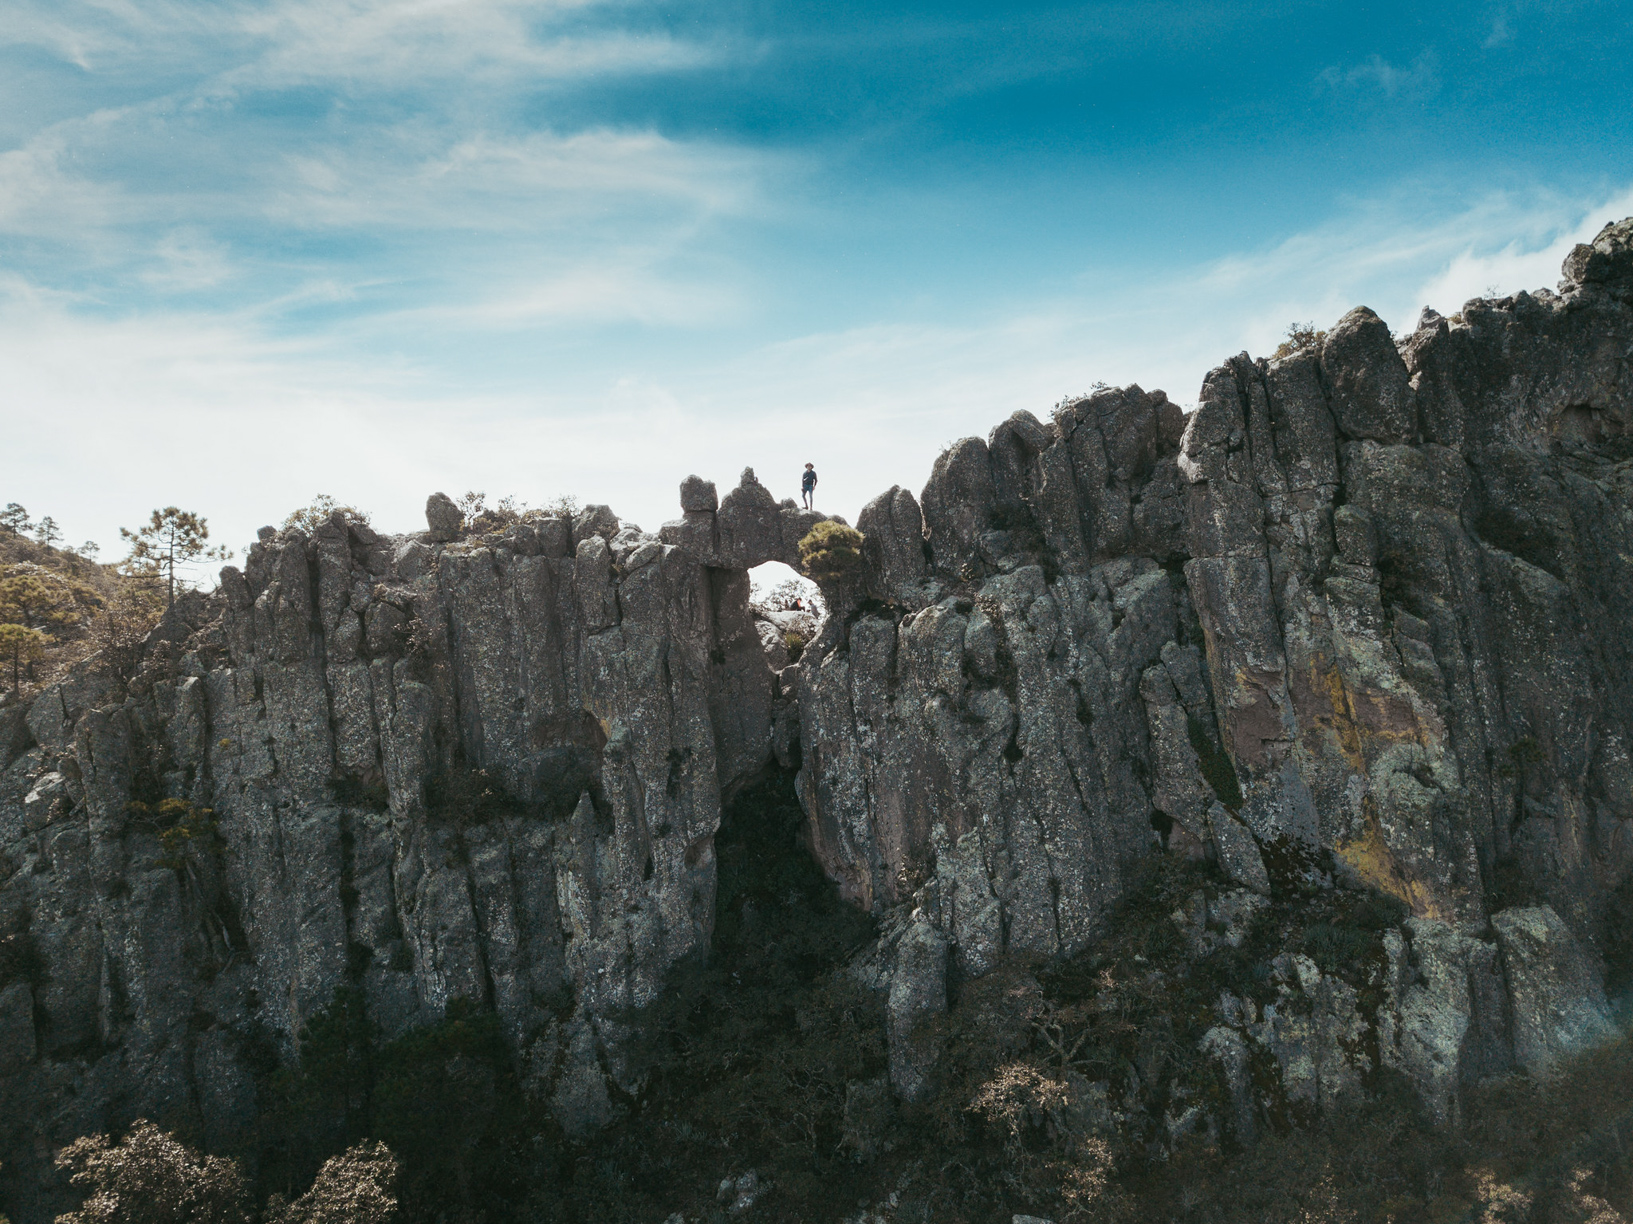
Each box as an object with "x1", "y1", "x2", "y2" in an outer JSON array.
[{"x1": 3, "y1": 219, "x2": 1633, "y2": 1215}]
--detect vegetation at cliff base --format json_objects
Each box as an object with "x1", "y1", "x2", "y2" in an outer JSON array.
[
  {"x1": 51, "y1": 1123, "x2": 395, "y2": 1224},
  {"x1": 37, "y1": 775, "x2": 1633, "y2": 1224}
]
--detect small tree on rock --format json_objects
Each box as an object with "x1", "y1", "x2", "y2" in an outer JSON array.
[
  {"x1": 1272, "y1": 322, "x2": 1327, "y2": 360},
  {"x1": 283, "y1": 495, "x2": 372, "y2": 536},
  {"x1": 0, "y1": 565, "x2": 97, "y2": 689},
  {"x1": 120, "y1": 508, "x2": 230, "y2": 608},
  {"x1": 34, "y1": 516, "x2": 61, "y2": 548},
  {"x1": 797, "y1": 522, "x2": 865, "y2": 587},
  {"x1": 796, "y1": 522, "x2": 866, "y2": 660},
  {"x1": 0, "y1": 567, "x2": 88, "y2": 636},
  {"x1": 89, "y1": 585, "x2": 165, "y2": 693}
]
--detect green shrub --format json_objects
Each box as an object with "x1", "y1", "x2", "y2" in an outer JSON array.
[
  {"x1": 798, "y1": 521, "x2": 866, "y2": 585},
  {"x1": 1271, "y1": 322, "x2": 1327, "y2": 360},
  {"x1": 126, "y1": 798, "x2": 219, "y2": 870}
]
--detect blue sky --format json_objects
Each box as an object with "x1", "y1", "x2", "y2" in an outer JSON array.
[{"x1": 2, "y1": 0, "x2": 1631, "y2": 565}]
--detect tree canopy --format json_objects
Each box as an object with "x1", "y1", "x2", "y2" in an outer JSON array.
[
  {"x1": 53, "y1": 1121, "x2": 397, "y2": 1224},
  {"x1": 0, "y1": 564, "x2": 100, "y2": 690},
  {"x1": 0, "y1": 503, "x2": 31, "y2": 536},
  {"x1": 120, "y1": 507, "x2": 230, "y2": 607}
]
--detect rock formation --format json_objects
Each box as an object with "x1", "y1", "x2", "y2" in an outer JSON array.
[{"x1": 4, "y1": 219, "x2": 1633, "y2": 1215}]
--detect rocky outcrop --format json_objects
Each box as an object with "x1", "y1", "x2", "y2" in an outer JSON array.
[
  {"x1": 0, "y1": 472, "x2": 832, "y2": 1211},
  {"x1": 3, "y1": 220, "x2": 1633, "y2": 1214},
  {"x1": 657, "y1": 466, "x2": 830, "y2": 571},
  {"x1": 795, "y1": 220, "x2": 1633, "y2": 1121}
]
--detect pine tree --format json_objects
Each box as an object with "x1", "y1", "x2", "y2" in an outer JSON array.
[
  {"x1": 119, "y1": 508, "x2": 230, "y2": 608},
  {"x1": 0, "y1": 566, "x2": 95, "y2": 688},
  {"x1": 0, "y1": 623, "x2": 47, "y2": 691},
  {"x1": 0, "y1": 504, "x2": 31, "y2": 536}
]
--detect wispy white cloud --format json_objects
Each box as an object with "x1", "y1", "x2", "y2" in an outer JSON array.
[
  {"x1": 1409, "y1": 187, "x2": 1633, "y2": 309},
  {"x1": 1318, "y1": 51, "x2": 1440, "y2": 100},
  {"x1": 0, "y1": 7, "x2": 773, "y2": 334},
  {"x1": 141, "y1": 228, "x2": 236, "y2": 291},
  {"x1": 0, "y1": 120, "x2": 130, "y2": 238},
  {"x1": 2, "y1": 0, "x2": 713, "y2": 84},
  {"x1": 1186, "y1": 183, "x2": 1633, "y2": 354},
  {"x1": 269, "y1": 127, "x2": 774, "y2": 232},
  {"x1": 12, "y1": 180, "x2": 1627, "y2": 566}
]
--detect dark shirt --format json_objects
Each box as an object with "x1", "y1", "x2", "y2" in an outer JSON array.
[{"x1": 801, "y1": 469, "x2": 817, "y2": 491}]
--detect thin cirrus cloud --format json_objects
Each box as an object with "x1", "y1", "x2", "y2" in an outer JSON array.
[
  {"x1": 271, "y1": 129, "x2": 775, "y2": 232},
  {"x1": 1317, "y1": 51, "x2": 1441, "y2": 100},
  {"x1": 5, "y1": 181, "x2": 1627, "y2": 562},
  {"x1": 5, "y1": 0, "x2": 710, "y2": 82}
]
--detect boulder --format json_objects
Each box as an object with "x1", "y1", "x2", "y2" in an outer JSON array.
[
  {"x1": 424, "y1": 491, "x2": 463, "y2": 541},
  {"x1": 1320, "y1": 306, "x2": 1417, "y2": 443},
  {"x1": 920, "y1": 437, "x2": 995, "y2": 576},
  {"x1": 858, "y1": 485, "x2": 928, "y2": 604},
  {"x1": 680, "y1": 474, "x2": 718, "y2": 513}
]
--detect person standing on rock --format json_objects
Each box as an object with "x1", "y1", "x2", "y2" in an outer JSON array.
[{"x1": 801, "y1": 463, "x2": 818, "y2": 510}]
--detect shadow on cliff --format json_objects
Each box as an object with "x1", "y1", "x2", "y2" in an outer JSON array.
[
  {"x1": 35, "y1": 834, "x2": 1633, "y2": 1224},
  {"x1": 237, "y1": 766, "x2": 885, "y2": 1224}
]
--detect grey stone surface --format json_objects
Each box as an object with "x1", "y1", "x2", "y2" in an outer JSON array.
[
  {"x1": 424, "y1": 491, "x2": 462, "y2": 541},
  {"x1": 658, "y1": 468, "x2": 833, "y2": 570},
  {"x1": 1492, "y1": 905, "x2": 1614, "y2": 1077},
  {"x1": 679, "y1": 474, "x2": 718, "y2": 513},
  {"x1": 1378, "y1": 919, "x2": 1511, "y2": 1127},
  {"x1": 798, "y1": 222, "x2": 1633, "y2": 1111},
  {"x1": 1210, "y1": 804, "x2": 1271, "y2": 895},
  {"x1": 0, "y1": 502, "x2": 782, "y2": 1206},
  {"x1": 886, "y1": 911, "x2": 948, "y2": 1103},
  {"x1": 1170, "y1": 888, "x2": 1269, "y2": 957},
  {"x1": 857, "y1": 485, "x2": 929, "y2": 606}
]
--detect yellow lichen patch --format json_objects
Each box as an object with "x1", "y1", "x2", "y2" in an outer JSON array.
[
  {"x1": 1300, "y1": 652, "x2": 1433, "y2": 779},
  {"x1": 1334, "y1": 807, "x2": 1446, "y2": 920},
  {"x1": 1307, "y1": 656, "x2": 1369, "y2": 774}
]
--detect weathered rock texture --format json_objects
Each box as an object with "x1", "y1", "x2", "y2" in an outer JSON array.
[
  {"x1": 4, "y1": 220, "x2": 1633, "y2": 1214},
  {"x1": 0, "y1": 475, "x2": 827, "y2": 1214},
  {"x1": 796, "y1": 220, "x2": 1633, "y2": 1115}
]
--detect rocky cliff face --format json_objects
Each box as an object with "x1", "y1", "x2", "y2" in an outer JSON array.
[
  {"x1": 4, "y1": 220, "x2": 1633, "y2": 1215},
  {"x1": 798, "y1": 218, "x2": 1633, "y2": 1115}
]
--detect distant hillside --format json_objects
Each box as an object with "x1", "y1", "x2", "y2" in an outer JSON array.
[{"x1": 0, "y1": 519, "x2": 157, "y2": 699}]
